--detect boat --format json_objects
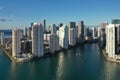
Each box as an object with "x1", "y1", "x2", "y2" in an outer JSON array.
[{"x1": 76, "y1": 53, "x2": 81, "y2": 56}]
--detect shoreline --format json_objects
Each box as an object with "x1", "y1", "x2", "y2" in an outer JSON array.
[
  {"x1": 0, "y1": 45, "x2": 15, "y2": 62},
  {"x1": 99, "y1": 45, "x2": 120, "y2": 63},
  {"x1": 0, "y1": 42, "x2": 98, "y2": 63},
  {"x1": 0, "y1": 45, "x2": 54, "y2": 63},
  {"x1": 0, "y1": 43, "x2": 85, "y2": 63}
]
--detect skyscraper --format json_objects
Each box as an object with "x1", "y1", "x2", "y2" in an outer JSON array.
[
  {"x1": 49, "y1": 34, "x2": 55, "y2": 53},
  {"x1": 68, "y1": 22, "x2": 76, "y2": 28},
  {"x1": 31, "y1": 22, "x2": 33, "y2": 28},
  {"x1": 58, "y1": 23, "x2": 63, "y2": 27},
  {"x1": 32, "y1": 23, "x2": 44, "y2": 57},
  {"x1": 51, "y1": 24, "x2": 56, "y2": 34},
  {"x1": 41, "y1": 19, "x2": 46, "y2": 33},
  {"x1": 1, "y1": 32, "x2": 4, "y2": 46},
  {"x1": 84, "y1": 26, "x2": 89, "y2": 37},
  {"x1": 116, "y1": 25, "x2": 120, "y2": 45},
  {"x1": 58, "y1": 25, "x2": 68, "y2": 49},
  {"x1": 97, "y1": 27, "x2": 101, "y2": 37},
  {"x1": 98, "y1": 22, "x2": 108, "y2": 47},
  {"x1": 27, "y1": 28, "x2": 31, "y2": 38},
  {"x1": 54, "y1": 34, "x2": 60, "y2": 51},
  {"x1": 92, "y1": 27, "x2": 97, "y2": 38},
  {"x1": 68, "y1": 22, "x2": 76, "y2": 46},
  {"x1": 111, "y1": 19, "x2": 120, "y2": 46},
  {"x1": 24, "y1": 27, "x2": 27, "y2": 37},
  {"x1": 69, "y1": 28, "x2": 76, "y2": 46},
  {"x1": 106, "y1": 24, "x2": 117, "y2": 59},
  {"x1": 50, "y1": 34, "x2": 60, "y2": 52},
  {"x1": 78, "y1": 21, "x2": 84, "y2": 43},
  {"x1": 12, "y1": 28, "x2": 21, "y2": 57}
]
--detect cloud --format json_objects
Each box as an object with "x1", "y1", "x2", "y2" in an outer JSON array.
[
  {"x1": 0, "y1": 18, "x2": 12, "y2": 22},
  {"x1": 0, "y1": 19, "x2": 6, "y2": 21},
  {"x1": 0, "y1": 6, "x2": 4, "y2": 10}
]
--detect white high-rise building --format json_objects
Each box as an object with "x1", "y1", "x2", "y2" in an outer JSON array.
[
  {"x1": 106, "y1": 24, "x2": 116, "y2": 59},
  {"x1": 97, "y1": 27, "x2": 101, "y2": 37},
  {"x1": 12, "y1": 28, "x2": 21, "y2": 57},
  {"x1": 49, "y1": 34, "x2": 55, "y2": 53},
  {"x1": 69, "y1": 28, "x2": 76, "y2": 46},
  {"x1": 1, "y1": 32, "x2": 4, "y2": 46},
  {"x1": 58, "y1": 25, "x2": 68, "y2": 49},
  {"x1": 32, "y1": 23, "x2": 44, "y2": 57},
  {"x1": 44, "y1": 33, "x2": 59, "y2": 53}
]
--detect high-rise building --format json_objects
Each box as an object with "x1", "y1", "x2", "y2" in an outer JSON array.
[
  {"x1": 112, "y1": 19, "x2": 120, "y2": 24},
  {"x1": 44, "y1": 33, "x2": 59, "y2": 53},
  {"x1": 116, "y1": 25, "x2": 120, "y2": 45},
  {"x1": 58, "y1": 23, "x2": 63, "y2": 27},
  {"x1": 78, "y1": 21, "x2": 84, "y2": 43},
  {"x1": 24, "y1": 27, "x2": 27, "y2": 37},
  {"x1": 84, "y1": 26, "x2": 89, "y2": 37},
  {"x1": 1, "y1": 32, "x2": 4, "y2": 46},
  {"x1": 54, "y1": 34, "x2": 60, "y2": 51},
  {"x1": 32, "y1": 23, "x2": 44, "y2": 57},
  {"x1": 49, "y1": 34, "x2": 55, "y2": 53},
  {"x1": 92, "y1": 27, "x2": 97, "y2": 38},
  {"x1": 99, "y1": 22, "x2": 108, "y2": 28},
  {"x1": 49, "y1": 34, "x2": 59, "y2": 53},
  {"x1": 68, "y1": 22, "x2": 76, "y2": 46},
  {"x1": 58, "y1": 25, "x2": 68, "y2": 49},
  {"x1": 111, "y1": 19, "x2": 120, "y2": 46},
  {"x1": 12, "y1": 28, "x2": 21, "y2": 57},
  {"x1": 106, "y1": 24, "x2": 117, "y2": 59},
  {"x1": 69, "y1": 28, "x2": 76, "y2": 46},
  {"x1": 75, "y1": 26, "x2": 78, "y2": 40},
  {"x1": 97, "y1": 27, "x2": 101, "y2": 37},
  {"x1": 51, "y1": 24, "x2": 56, "y2": 34},
  {"x1": 41, "y1": 19, "x2": 46, "y2": 33},
  {"x1": 68, "y1": 22, "x2": 76, "y2": 28},
  {"x1": 97, "y1": 27, "x2": 106, "y2": 38},
  {"x1": 31, "y1": 22, "x2": 33, "y2": 28},
  {"x1": 29, "y1": 22, "x2": 33, "y2": 32},
  {"x1": 98, "y1": 22, "x2": 108, "y2": 47},
  {"x1": 27, "y1": 28, "x2": 31, "y2": 38}
]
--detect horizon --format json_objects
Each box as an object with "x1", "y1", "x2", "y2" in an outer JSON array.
[{"x1": 0, "y1": 0, "x2": 120, "y2": 29}]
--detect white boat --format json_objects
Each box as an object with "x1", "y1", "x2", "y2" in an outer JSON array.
[{"x1": 76, "y1": 53, "x2": 80, "y2": 56}]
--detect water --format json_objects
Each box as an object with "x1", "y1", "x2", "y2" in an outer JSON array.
[
  {"x1": 0, "y1": 30, "x2": 12, "y2": 38},
  {"x1": 0, "y1": 44, "x2": 120, "y2": 80},
  {"x1": 0, "y1": 30, "x2": 23, "y2": 38}
]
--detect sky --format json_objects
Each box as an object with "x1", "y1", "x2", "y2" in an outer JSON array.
[{"x1": 0, "y1": 0, "x2": 120, "y2": 29}]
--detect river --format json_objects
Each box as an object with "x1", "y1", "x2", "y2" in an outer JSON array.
[{"x1": 0, "y1": 44, "x2": 120, "y2": 80}]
